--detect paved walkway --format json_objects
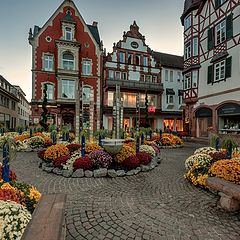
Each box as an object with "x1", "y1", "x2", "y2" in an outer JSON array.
[{"x1": 12, "y1": 142, "x2": 240, "y2": 240}]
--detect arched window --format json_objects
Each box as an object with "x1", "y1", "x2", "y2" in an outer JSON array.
[{"x1": 62, "y1": 52, "x2": 74, "y2": 70}]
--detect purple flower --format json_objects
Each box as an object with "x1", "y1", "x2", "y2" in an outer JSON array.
[{"x1": 89, "y1": 150, "x2": 112, "y2": 169}]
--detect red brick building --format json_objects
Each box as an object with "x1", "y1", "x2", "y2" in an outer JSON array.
[{"x1": 28, "y1": 0, "x2": 103, "y2": 134}]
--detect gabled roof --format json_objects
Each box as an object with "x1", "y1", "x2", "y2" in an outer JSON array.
[
  {"x1": 181, "y1": 0, "x2": 202, "y2": 25},
  {"x1": 87, "y1": 24, "x2": 101, "y2": 46},
  {"x1": 153, "y1": 52, "x2": 183, "y2": 70}
]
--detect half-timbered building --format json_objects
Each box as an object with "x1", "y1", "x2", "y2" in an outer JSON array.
[
  {"x1": 181, "y1": 0, "x2": 240, "y2": 137},
  {"x1": 102, "y1": 21, "x2": 163, "y2": 131}
]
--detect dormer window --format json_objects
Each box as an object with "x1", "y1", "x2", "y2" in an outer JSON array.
[
  {"x1": 62, "y1": 52, "x2": 74, "y2": 70},
  {"x1": 65, "y1": 27, "x2": 72, "y2": 41}
]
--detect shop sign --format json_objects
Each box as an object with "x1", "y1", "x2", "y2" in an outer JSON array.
[
  {"x1": 218, "y1": 103, "x2": 240, "y2": 116},
  {"x1": 148, "y1": 106, "x2": 156, "y2": 113}
]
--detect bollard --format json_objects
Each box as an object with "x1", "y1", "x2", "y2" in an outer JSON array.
[
  {"x1": 226, "y1": 142, "x2": 232, "y2": 159},
  {"x1": 215, "y1": 137, "x2": 220, "y2": 151},
  {"x1": 66, "y1": 132, "x2": 69, "y2": 142},
  {"x1": 81, "y1": 135, "x2": 85, "y2": 157},
  {"x1": 136, "y1": 135, "x2": 140, "y2": 154},
  {"x1": 150, "y1": 130, "x2": 152, "y2": 140},
  {"x1": 51, "y1": 131, "x2": 57, "y2": 145},
  {"x1": 141, "y1": 133, "x2": 144, "y2": 145},
  {"x1": 30, "y1": 128, "x2": 33, "y2": 138},
  {"x1": 2, "y1": 142, "x2": 10, "y2": 182},
  {"x1": 99, "y1": 135, "x2": 102, "y2": 147}
]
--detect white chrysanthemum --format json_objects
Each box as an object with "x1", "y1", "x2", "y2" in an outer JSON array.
[
  {"x1": 194, "y1": 147, "x2": 216, "y2": 155},
  {"x1": 185, "y1": 153, "x2": 212, "y2": 170},
  {"x1": 140, "y1": 145, "x2": 156, "y2": 157},
  {"x1": 0, "y1": 200, "x2": 31, "y2": 240},
  {"x1": 63, "y1": 152, "x2": 82, "y2": 170}
]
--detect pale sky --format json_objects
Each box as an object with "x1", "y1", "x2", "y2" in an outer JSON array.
[{"x1": 0, "y1": 0, "x2": 184, "y2": 101}]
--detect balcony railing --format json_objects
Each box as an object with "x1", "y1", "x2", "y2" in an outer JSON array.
[{"x1": 105, "y1": 79, "x2": 163, "y2": 93}]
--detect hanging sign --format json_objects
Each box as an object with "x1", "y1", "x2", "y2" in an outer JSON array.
[{"x1": 148, "y1": 106, "x2": 156, "y2": 113}]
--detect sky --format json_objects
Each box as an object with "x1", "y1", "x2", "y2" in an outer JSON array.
[{"x1": 0, "y1": 0, "x2": 184, "y2": 102}]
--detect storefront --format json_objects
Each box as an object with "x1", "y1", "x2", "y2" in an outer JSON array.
[
  {"x1": 218, "y1": 103, "x2": 240, "y2": 134},
  {"x1": 195, "y1": 107, "x2": 212, "y2": 137}
]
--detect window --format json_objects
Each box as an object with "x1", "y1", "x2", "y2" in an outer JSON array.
[
  {"x1": 214, "y1": 60, "x2": 225, "y2": 81},
  {"x1": 184, "y1": 74, "x2": 191, "y2": 90},
  {"x1": 165, "y1": 70, "x2": 169, "y2": 81},
  {"x1": 179, "y1": 95, "x2": 183, "y2": 105},
  {"x1": 167, "y1": 95, "x2": 174, "y2": 104},
  {"x1": 143, "y1": 56, "x2": 148, "y2": 66},
  {"x1": 135, "y1": 55, "x2": 140, "y2": 65},
  {"x1": 61, "y1": 80, "x2": 75, "y2": 99},
  {"x1": 145, "y1": 75, "x2": 151, "y2": 82},
  {"x1": 192, "y1": 71, "x2": 198, "y2": 88},
  {"x1": 107, "y1": 92, "x2": 114, "y2": 106},
  {"x1": 193, "y1": 37, "x2": 198, "y2": 56},
  {"x1": 215, "y1": 0, "x2": 227, "y2": 8},
  {"x1": 152, "y1": 76, "x2": 157, "y2": 83},
  {"x1": 45, "y1": 84, "x2": 54, "y2": 100},
  {"x1": 119, "y1": 52, "x2": 125, "y2": 63},
  {"x1": 170, "y1": 71, "x2": 173, "y2": 82},
  {"x1": 44, "y1": 54, "x2": 53, "y2": 71},
  {"x1": 62, "y1": 52, "x2": 74, "y2": 70},
  {"x1": 184, "y1": 41, "x2": 191, "y2": 60},
  {"x1": 82, "y1": 86, "x2": 91, "y2": 103},
  {"x1": 116, "y1": 72, "x2": 120, "y2": 80},
  {"x1": 128, "y1": 54, "x2": 133, "y2": 64},
  {"x1": 215, "y1": 20, "x2": 226, "y2": 45},
  {"x1": 123, "y1": 93, "x2": 136, "y2": 107},
  {"x1": 11, "y1": 101, "x2": 16, "y2": 111},
  {"x1": 109, "y1": 70, "x2": 114, "y2": 79},
  {"x1": 82, "y1": 59, "x2": 92, "y2": 75},
  {"x1": 65, "y1": 27, "x2": 72, "y2": 41},
  {"x1": 177, "y1": 72, "x2": 181, "y2": 81},
  {"x1": 122, "y1": 72, "x2": 127, "y2": 80},
  {"x1": 184, "y1": 15, "x2": 191, "y2": 30}
]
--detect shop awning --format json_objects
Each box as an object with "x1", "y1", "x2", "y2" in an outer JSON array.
[{"x1": 166, "y1": 88, "x2": 175, "y2": 95}]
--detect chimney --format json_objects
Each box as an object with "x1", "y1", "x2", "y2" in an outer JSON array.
[{"x1": 92, "y1": 21, "x2": 98, "y2": 27}]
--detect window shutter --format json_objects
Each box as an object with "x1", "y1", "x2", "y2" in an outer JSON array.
[
  {"x1": 208, "y1": 28, "x2": 214, "y2": 50},
  {"x1": 215, "y1": 0, "x2": 220, "y2": 9},
  {"x1": 207, "y1": 65, "x2": 213, "y2": 84},
  {"x1": 226, "y1": 13, "x2": 233, "y2": 40},
  {"x1": 225, "y1": 56, "x2": 232, "y2": 78}
]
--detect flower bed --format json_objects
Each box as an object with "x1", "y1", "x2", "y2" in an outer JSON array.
[
  {"x1": 38, "y1": 141, "x2": 163, "y2": 178},
  {"x1": 0, "y1": 169, "x2": 41, "y2": 239},
  {"x1": 154, "y1": 134, "x2": 184, "y2": 148},
  {"x1": 184, "y1": 146, "x2": 240, "y2": 188}
]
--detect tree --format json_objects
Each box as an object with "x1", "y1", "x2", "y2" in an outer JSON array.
[{"x1": 39, "y1": 84, "x2": 48, "y2": 131}]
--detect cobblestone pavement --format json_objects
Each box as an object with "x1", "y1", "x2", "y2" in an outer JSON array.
[{"x1": 12, "y1": 142, "x2": 240, "y2": 240}]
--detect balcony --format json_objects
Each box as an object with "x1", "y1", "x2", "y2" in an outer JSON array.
[{"x1": 105, "y1": 79, "x2": 163, "y2": 93}]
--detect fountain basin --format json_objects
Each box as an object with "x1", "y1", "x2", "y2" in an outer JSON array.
[{"x1": 101, "y1": 139, "x2": 124, "y2": 154}]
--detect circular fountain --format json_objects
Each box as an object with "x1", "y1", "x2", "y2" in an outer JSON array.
[{"x1": 101, "y1": 139, "x2": 124, "y2": 154}]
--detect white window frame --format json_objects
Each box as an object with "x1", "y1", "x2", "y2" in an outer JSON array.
[
  {"x1": 82, "y1": 86, "x2": 91, "y2": 103},
  {"x1": 61, "y1": 79, "x2": 75, "y2": 99},
  {"x1": 115, "y1": 72, "x2": 121, "y2": 80},
  {"x1": 143, "y1": 56, "x2": 148, "y2": 66},
  {"x1": 82, "y1": 59, "x2": 92, "y2": 76},
  {"x1": 192, "y1": 71, "x2": 198, "y2": 88},
  {"x1": 215, "y1": 20, "x2": 226, "y2": 45},
  {"x1": 43, "y1": 54, "x2": 53, "y2": 71},
  {"x1": 145, "y1": 75, "x2": 152, "y2": 83},
  {"x1": 184, "y1": 15, "x2": 191, "y2": 30},
  {"x1": 193, "y1": 37, "x2": 198, "y2": 56},
  {"x1": 167, "y1": 95, "x2": 174, "y2": 104},
  {"x1": 109, "y1": 70, "x2": 114, "y2": 79},
  {"x1": 65, "y1": 27, "x2": 73, "y2": 41},
  {"x1": 44, "y1": 83, "x2": 54, "y2": 100},
  {"x1": 165, "y1": 70, "x2": 169, "y2": 81},
  {"x1": 119, "y1": 52, "x2": 125, "y2": 63},
  {"x1": 62, "y1": 52, "x2": 74, "y2": 70},
  {"x1": 214, "y1": 60, "x2": 225, "y2": 82},
  {"x1": 128, "y1": 54, "x2": 133, "y2": 64},
  {"x1": 122, "y1": 72, "x2": 127, "y2": 80},
  {"x1": 170, "y1": 71, "x2": 174, "y2": 82},
  {"x1": 184, "y1": 41, "x2": 191, "y2": 60},
  {"x1": 184, "y1": 74, "x2": 191, "y2": 90}
]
